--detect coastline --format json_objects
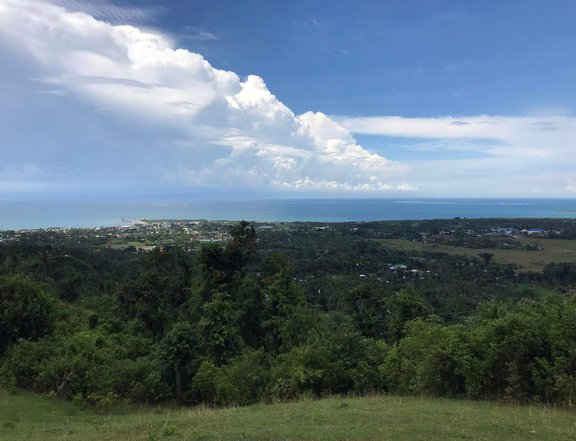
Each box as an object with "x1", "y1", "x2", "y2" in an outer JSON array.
[{"x1": 1, "y1": 198, "x2": 576, "y2": 231}]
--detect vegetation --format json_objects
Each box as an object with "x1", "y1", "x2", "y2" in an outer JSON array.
[
  {"x1": 2, "y1": 388, "x2": 576, "y2": 441},
  {"x1": 381, "y1": 237, "x2": 576, "y2": 272},
  {"x1": 1, "y1": 218, "x2": 576, "y2": 414}
]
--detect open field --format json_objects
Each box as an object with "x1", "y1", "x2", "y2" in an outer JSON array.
[
  {"x1": 1, "y1": 389, "x2": 576, "y2": 441},
  {"x1": 381, "y1": 238, "x2": 576, "y2": 272},
  {"x1": 104, "y1": 241, "x2": 149, "y2": 250}
]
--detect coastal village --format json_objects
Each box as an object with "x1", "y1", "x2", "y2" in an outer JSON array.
[{"x1": 0, "y1": 219, "x2": 559, "y2": 250}]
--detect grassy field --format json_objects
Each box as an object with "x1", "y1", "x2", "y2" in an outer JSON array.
[
  {"x1": 1, "y1": 389, "x2": 576, "y2": 441},
  {"x1": 381, "y1": 238, "x2": 576, "y2": 272},
  {"x1": 104, "y1": 241, "x2": 147, "y2": 249}
]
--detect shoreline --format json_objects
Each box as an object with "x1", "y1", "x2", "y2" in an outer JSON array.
[
  {"x1": 1, "y1": 198, "x2": 576, "y2": 231},
  {"x1": 2, "y1": 215, "x2": 576, "y2": 233}
]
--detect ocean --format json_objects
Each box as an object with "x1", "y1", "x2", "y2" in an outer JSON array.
[{"x1": 1, "y1": 198, "x2": 576, "y2": 230}]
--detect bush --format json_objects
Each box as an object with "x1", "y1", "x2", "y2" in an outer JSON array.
[
  {"x1": 0, "y1": 329, "x2": 168, "y2": 403},
  {"x1": 190, "y1": 349, "x2": 270, "y2": 405},
  {"x1": 380, "y1": 318, "x2": 470, "y2": 397},
  {"x1": 269, "y1": 314, "x2": 388, "y2": 400}
]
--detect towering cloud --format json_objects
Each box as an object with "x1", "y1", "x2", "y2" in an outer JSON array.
[{"x1": 0, "y1": 0, "x2": 408, "y2": 194}]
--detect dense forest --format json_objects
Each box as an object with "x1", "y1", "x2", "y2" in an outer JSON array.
[{"x1": 1, "y1": 219, "x2": 576, "y2": 409}]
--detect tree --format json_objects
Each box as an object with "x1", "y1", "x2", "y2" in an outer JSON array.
[
  {"x1": 199, "y1": 221, "x2": 257, "y2": 292},
  {"x1": 199, "y1": 243, "x2": 232, "y2": 291},
  {"x1": 478, "y1": 252, "x2": 494, "y2": 265},
  {"x1": 227, "y1": 220, "x2": 257, "y2": 265},
  {"x1": 159, "y1": 321, "x2": 200, "y2": 398},
  {"x1": 235, "y1": 276, "x2": 265, "y2": 348},
  {"x1": 198, "y1": 291, "x2": 243, "y2": 364},
  {"x1": 118, "y1": 248, "x2": 192, "y2": 336},
  {"x1": 345, "y1": 285, "x2": 389, "y2": 339},
  {"x1": 262, "y1": 271, "x2": 312, "y2": 354},
  {"x1": 386, "y1": 289, "x2": 433, "y2": 343},
  {"x1": 118, "y1": 272, "x2": 169, "y2": 336},
  {"x1": 0, "y1": 275, "x2": 53, "y2": 354}
]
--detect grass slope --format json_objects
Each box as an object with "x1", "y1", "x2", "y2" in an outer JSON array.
[{"x1": 1, "y1": 389, "x2": 576, "y2": 441}]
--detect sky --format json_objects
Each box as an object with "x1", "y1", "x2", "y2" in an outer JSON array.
[{"x1": 0, "y1": 0, "x2": 575, "y2": 199}]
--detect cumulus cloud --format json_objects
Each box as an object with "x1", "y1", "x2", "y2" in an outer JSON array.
[{"x1": 0, "y1": 0, "x2": 407, "y2": 194}]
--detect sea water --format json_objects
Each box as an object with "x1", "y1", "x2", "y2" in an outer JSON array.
[{"x1": 1, "y1": 198, "x2": 575, "y2": 230}]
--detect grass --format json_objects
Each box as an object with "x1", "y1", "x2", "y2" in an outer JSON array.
[
  {"x1": 381, "y1": 238, "x2": 576, "y2": 272},
  {"x1": 104, "y1": 241, "x2": 149, "y2": 250},
  {"x1": 1, "y1": 389, "x2": 576, "y2": 441}
]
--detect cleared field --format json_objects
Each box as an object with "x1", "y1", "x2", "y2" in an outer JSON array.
[
  {"x1": 104, "y1": 241, "x2": 149, "y2": 250},
  {"x1": 381, "y1": 238, "x2": 576, "y2": 272},
  {"x1": 1, "y1": 389, "x2": 576, "y2": 441}
]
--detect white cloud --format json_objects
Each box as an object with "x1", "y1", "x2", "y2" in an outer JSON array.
[
  {"x1": 337, "y1": 114, "x2": 576, "y2": 196},
  {"x1": 55, "y1": 0, "x2": 157, "y2": 24},
  {"x1": 180, "y1": 26, "x2": 218, "y2": 42},
  {"x1": 336, "y1": 115, "x2": 576, "y2": 151},
  {"x1": 2, "y1": 0, "x2": 573, "y2": 198},
  {"x1": 0, "y1": 0, "x2": 408, "y2": 194}
]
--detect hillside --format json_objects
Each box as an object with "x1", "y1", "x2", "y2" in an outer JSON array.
[
  {"x1": 1, "y1": 388, "x2": 575, "y2": 441},
  {"x1": 2, "y1": 220, "x2": 576, "y2": 409}
]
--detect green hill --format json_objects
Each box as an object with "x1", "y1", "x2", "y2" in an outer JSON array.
[{"x1": 1, "y1": 389, "x2": 575, "y2": 441}]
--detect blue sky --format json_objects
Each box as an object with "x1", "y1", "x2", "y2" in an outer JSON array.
[{"x1": 1, "y1": 0, "x2": 575, "y2": 198}]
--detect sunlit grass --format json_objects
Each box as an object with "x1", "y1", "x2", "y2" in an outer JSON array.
[{"x1": 1, "y1": 389, "x2": 575, "y2": 440}]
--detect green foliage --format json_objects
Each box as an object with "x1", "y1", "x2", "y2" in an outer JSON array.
[
  {"x1": 542, "y1": 262, "x2": 576, "y2": 286},
  {"x1": 199, "y1": 243, "x2": 232, "y2": 291},
  {"x1": 467, "y1": 296, "x2": 576, "y2": 404},
  {"x1": 309, "y1": 314, "x2": 388, "y2": 394},
  {"x1": 1, "y1": 329, "x2": 168, "y2": 403},
  {"x1": 345, "y1": 285, "x2": 389, "y2": 339},
  {"x1": 381, "y1": 318, "x2": 470, "y2": 396},
  {"x1": 159, "y1": 321, "x2": 200, "y2": 397},
  {"x1": 262, "y1": 271, "x2": 312, "y2": 354},
  {"x1": 118, "y1": 247, "x2": 192, "y2": 336},
  {"x1": 199, "y1": 222, "x2": 255, "y2": 292},
  {"x1": 269, "y1": 314, "x2": 387, "y2": 400},
  {"x1": 234, "y1": 277, "x2": 265, "y2": 348},
  {"x1": 380, "y1": 295, "x2": 576, "y2": 406},
  {"x1": 218, "y1": 349, "x2": 269, "y2": 405},
  {"x1": 0, "y1": 275, "x2": 54, "y2": 354},
  {"x1": 3, "y1": 220, "x2": 576, "y2": 409},
  {"x1": 190, "y1": 349, "x2": 269, "y2": 405},
  {"x1": 199, "y1": 291, "x2": 243, "y2": 364},
  {"x1": 386, "y1": 290, "x2": 433, "y2": 343},
  {"x1": 269, "y1": 345, "x2": 329, "y2": 400},
  {"x1": 227, "y1": 220, "x2": 257, "y2": 269},
  {"x1": 189, "y1": 360, "x2": 220, "y2": 403}
]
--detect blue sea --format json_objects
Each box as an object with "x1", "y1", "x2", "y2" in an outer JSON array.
[{"x1": 1, "y1": 199, "x2": 576, "y2": 230}]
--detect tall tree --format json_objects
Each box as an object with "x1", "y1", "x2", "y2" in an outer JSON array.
[{"x1": 0, "y1": 275, "x2": 53, "y2": 354}]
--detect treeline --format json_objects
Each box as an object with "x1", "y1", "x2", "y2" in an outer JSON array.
[{"x1": 1, "y1": 221, "x2": 576, "y2": 408}]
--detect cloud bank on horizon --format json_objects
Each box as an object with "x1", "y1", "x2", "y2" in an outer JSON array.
[
  {"x1": 337, "y1": 114, "x2": 576, "y2": 196},
  {"x1": 0, "y1": 0, "x2": 575, "y2": 197}
]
